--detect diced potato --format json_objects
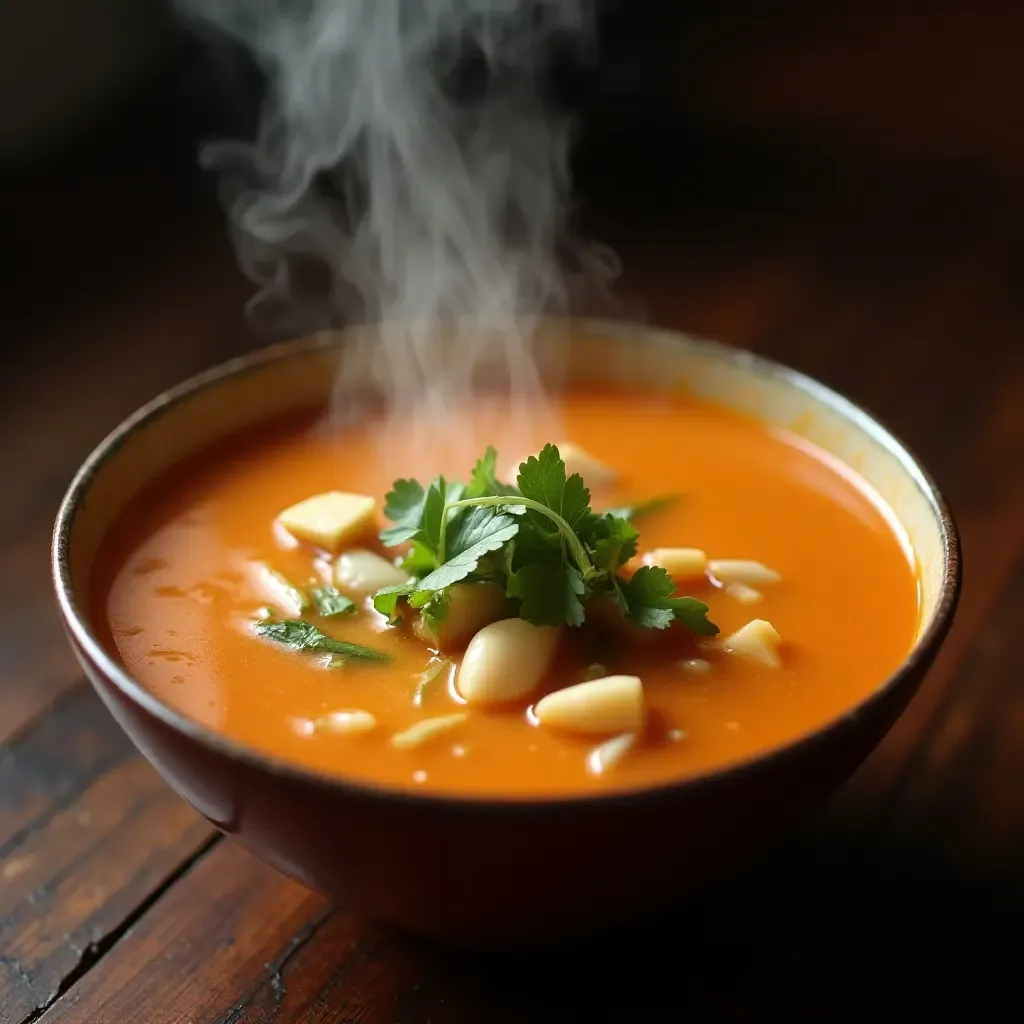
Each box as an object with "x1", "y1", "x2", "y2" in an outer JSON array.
[
  {"x1": 719, "y1": 619, "x2": 783, "y2": 669},
  {"x1": 708, "y1": 559, "x2": 782, "y2": 586},
  {"x1": 391, "y1": 713, "x2": 468, "y2": 750},
  {"x1": 680, "y1": 658, "x2": 710, "y2": 675},
  {"x1": 457, "y1": 619, "x2": 559, "y2": 705},
  {"x1": 278, "y1": 491, "x2": 376, "y2": 553},
  {"x1": 643, "y1": 547, "x2": 707, "y2": 579},
  {"x1": 725, "y1": 582, "x2": 763, "y2": 605},
  {"x1": 534, "y1": 675, "x2": 644, "y2": 736},
  {"x1": 587, "y1": 732, "x2": 637, "y2": 775},
  {"x1": 413, "y1": 583, "x2": 512, "y2": 652},
  {"x1": 334, "y1": 548, "x2": 408, "y2": 599},
  {"x1": 313, "y1": 709, "x2": 377, "y2": 735}
]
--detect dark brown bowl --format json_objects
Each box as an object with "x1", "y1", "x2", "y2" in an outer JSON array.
[{"x1": 51, "y1": 321, "x2": 961, "y2": 946}]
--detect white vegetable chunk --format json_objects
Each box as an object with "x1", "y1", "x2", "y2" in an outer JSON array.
[
  {"x1": 391, "y1": 713, "x2": 468, "y2": 750},
  {"x1": 680, "y1": 658, "x2": 711, "y2": 675},
  {"x1": 278, "y1": 491, "x2": 376, "y2": 553},
  {"x1": 313, "y1": 710, "x2": 377, "y2": 735},
  {"x1": 587, "y1": 732, "x2": 637, "y2": 775},
  {"x1": 643, "y1": 547, "x2": 707, "y2": 578},
  {"x1": 725, "y1": 582, "x2": 763, "y2": 605},
  {"x1": 414, "y1": 583, "x2": 511, "y2": 652},
  {"x1": 457, "y1": 619, "x2": 559, "y2": 705},
  {"x1": 720, "y1": 619, "x2": 783, "y2": 668},
  {"x1": 534, "y1": 675, "x2": 644, "y2": 736},
  {"x1": 333, "y1": 548, "x2": 408, "y2": 599},
  {"x1": 708, "y1": 559, "x2": 782, "y2": 586}
]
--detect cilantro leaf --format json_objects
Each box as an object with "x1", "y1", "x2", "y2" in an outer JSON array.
[
  {"x1": 508, "y1": 559, "x2": 586, "y2": 627},
  {"x1": 464, "y1": 446, "x2": 516, "y2": 499},
  {"x1": 253, "y1": 619, "x2": 388, "y2": 661},
  {"x1": 381, "y1": 479, "x2": 428, "y2": 545},
  {"x1": 516, "y1": 443, "x2": 592, "y2": 533},
  {"x1": 621, "y1": 566, "x2": 718, "y2": 634},
  {"x1": 309, "y1": 586, "x2": 356, "y2": 618},
  {"x1": 399, "y1": 538, "x2": 437, "y2": 576},
  {"x1": 372, "y1": 583, "x2": 416, "y2": 622},
  {"x1": 590, "y1": 515, "x2": 639, "y2": 572},
  {"x1": 416, "y1": 508, "x2": 520, "y2": 593}
]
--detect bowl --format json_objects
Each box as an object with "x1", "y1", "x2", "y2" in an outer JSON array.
[{"x1": 51, "y1": 321, "x2": 960, "y2": 946}]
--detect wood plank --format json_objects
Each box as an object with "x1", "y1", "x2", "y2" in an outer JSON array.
[
  {"x1": 36, "y1": 845, "x2": 325, "y2": 1024},
  {"x1": 0, "y1": 688, "x2": 215, "y2": 1023}
]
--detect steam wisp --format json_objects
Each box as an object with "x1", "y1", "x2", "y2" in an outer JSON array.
[{"x1": 179, "y1": 0, "x2": 619, "y2": 466}]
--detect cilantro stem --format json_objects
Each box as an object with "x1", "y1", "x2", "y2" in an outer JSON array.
[{"x1": 442, "y1": 496, "x2": 595, "y2": 576}]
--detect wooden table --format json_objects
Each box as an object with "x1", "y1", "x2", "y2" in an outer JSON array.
[{"x1": 4, "y1": 11, "x2": 1024, "y2": 1020}]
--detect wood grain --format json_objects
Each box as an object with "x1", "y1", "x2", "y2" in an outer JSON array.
[
  {"x1": 35, "y1": 846, "x2": 324, "y2": 1024},
  {"x1": 0, "y1": 690, "x2": 214, "y2": 1024}
]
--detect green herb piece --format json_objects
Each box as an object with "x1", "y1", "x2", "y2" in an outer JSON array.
[
  {"x1": 257, "y1": 566, "x2": 310, "y2": 615},
  {"x1": 253, "y1": 619, "x2": 388, "y2": 662},
  {"x1": 604, "y1": 494, "x2": 680, "y2": 522},
  {"x1": 507, "y1": 560, "x2": 586, "y2": 627},
  {"x1": 375, "y1": 443, "x2": 719, "y2": 638},
  {"x1": 621, "y1": 566, "x2": 718, "y2": 634},
  {"x1": 309, "y1": 586, "x2": 356, "y2": 618},
  {"x1": 412, "y1": 659, "x2": 451, "y2": 706}
]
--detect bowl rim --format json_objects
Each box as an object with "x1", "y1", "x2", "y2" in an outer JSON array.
[{"x1": 52, "y1": 319, "x2": 962, "y2": 813}]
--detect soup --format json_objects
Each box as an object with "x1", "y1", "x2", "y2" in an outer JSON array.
[{"x1": 94, "y1": 384, "x2": 920, "y2": 798}]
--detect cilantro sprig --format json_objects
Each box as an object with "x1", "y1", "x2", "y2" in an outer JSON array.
[{"x1": 372, "y1": 444, "x2": 717, "y2": 636}]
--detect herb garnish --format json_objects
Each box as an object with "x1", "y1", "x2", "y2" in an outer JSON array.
[
  {"x1": 253, "y1": 619, "x2": 388, "y2": 662},
  {"x1": 309, "y1": 586, "x2": 357, "y2": 618},
  {"x1": 372, "y1": 444, "x2": 717, "y2": 636}
]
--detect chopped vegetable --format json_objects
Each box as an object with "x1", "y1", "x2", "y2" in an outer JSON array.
[
  {"x1": 334, "y1": 548, "x2": 408, "y2": 599},
  {"x1": 642, "y1": 547, "x2": 707, "y2": 579},
  {"x1": 391, "y1": 713, "x2": 467, "y2": 750},
  {"x1": 456, "y1": 618, "x2": 559, "y2": 705},
  {"x1": 533, "y1": 675, "x2": 645, "y2": 736},
  {"x1": 413, "y1": 582, "x2": 511, "y2": 652},
  {"x1": 255, "y1": 565, "x2": 309, "y2": 616},
  {"x1": 253, "y1": 619, "x2": 388, "y2": 663},
  {"x1": 587, "y1": 732, "x2": 637, "y2": 775},
  {"x1": 412, "y1": 659, "x2": 451, "y2": 706},
  {"x1": 372, "y1": 444, "x2": 717, "y2": 637},
  {"x1": 709, "y1": 559, "x2": 782, "y2": 586},
  {"x1": 725, "y1": 582, "x2": 762, "y2": 605},
  {"x1": 312, "y1": 709, "x2": 377, "y2": 734},
  {"x1": 277, "y1": 491, "x2": 377, "y2": 553},
  {"x1": 719, "y1": 619, "x2": 783, "y2": 668}
]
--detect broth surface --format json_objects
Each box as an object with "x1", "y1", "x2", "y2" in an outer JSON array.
[{"x1": 95, "y1": 385, "x2": 920, "y2": 797}]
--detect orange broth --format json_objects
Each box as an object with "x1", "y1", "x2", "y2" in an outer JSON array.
[{"x1": 94, "y1": 384, "x2": 921, "y2": 797}]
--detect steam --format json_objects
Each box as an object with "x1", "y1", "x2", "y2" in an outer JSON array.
[{"x1": 179, "y1": 0, "x2": 619, "y2": 466}]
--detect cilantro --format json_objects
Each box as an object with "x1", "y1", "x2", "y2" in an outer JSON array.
[
  {"x1": 253, "y1": 619, "x2": 388, "y2": 662},
  {"x1": 375, "y1": 443, "x2": 719, "y2": 638},
  {"x1": 309, "y1": 586, "x2": 356, "y2": 618},
  {"x1": 621, "y1": 566, "x2": 718, "y2": 634},
  {"x1": 508, "y1": 559, "x2": 586, "y2": 627}
]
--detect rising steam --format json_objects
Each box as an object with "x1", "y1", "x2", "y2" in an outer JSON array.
[{"x1": 178, "y1": 0, "x2": 619, "y2": 465}]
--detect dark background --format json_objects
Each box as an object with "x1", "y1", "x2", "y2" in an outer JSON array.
[{"x1": 1, "y1": 2, "x2": 1022, "y2": 1021}]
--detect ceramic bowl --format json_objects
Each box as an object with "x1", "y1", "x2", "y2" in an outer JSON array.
[{"x1": 52, "y1": 321, "x2": 961, "y2": 945}]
